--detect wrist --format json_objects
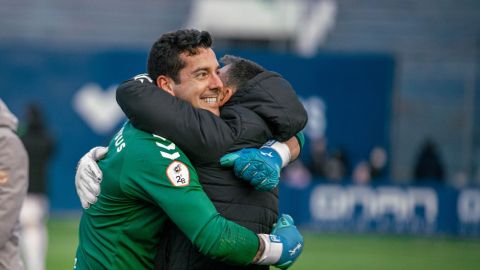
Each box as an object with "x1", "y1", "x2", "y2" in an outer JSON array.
[
  {"x1": 262, "y1": 140, "x2": 291, "y2": 168},
  {"x1": 295, "y1": 132, "x2": 305, "y2": 150},
  {"x1": 253, "y1": 234, "x2": 266, "y2": 263},
  {"x1": 254, "y1": 234, "x2": 283, "y2": 265}
]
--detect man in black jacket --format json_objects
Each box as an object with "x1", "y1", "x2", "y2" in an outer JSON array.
[
  {"x1": 76, "y1": 29, "x2": 307, "y2": 269},
  {"x1": 121, "y1": 30, "x2": 306, "y2": 270}
]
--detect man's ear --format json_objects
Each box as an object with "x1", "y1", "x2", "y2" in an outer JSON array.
[
  {"x1": 219, "y1": 86, "x2": 234, "y2": 106},
  {"x1": 156, "y1": 75, "x2": 175, "y2": 96}
]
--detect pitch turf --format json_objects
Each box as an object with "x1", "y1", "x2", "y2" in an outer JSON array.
[{"x1": 48, "y1": 218, "x2": 480, "y2": 270}]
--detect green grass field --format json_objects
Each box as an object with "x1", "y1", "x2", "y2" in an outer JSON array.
[{"x1": 48, "y1": 218, "x2": 480, "y2": 270}]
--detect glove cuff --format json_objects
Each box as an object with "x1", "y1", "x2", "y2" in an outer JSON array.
[
  {"x1": 255, "y1": 234, "x2": 283, "y2": 265},
  {"x1": 263, "y1": 140, "x2": 291, "y2": 168}
]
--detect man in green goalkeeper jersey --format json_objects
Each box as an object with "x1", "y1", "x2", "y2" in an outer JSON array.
[
  {"x1": 74, "y1": 120, "x2": 303, "y2": 270},
  {"x1": 74, "y1": 29, "x2": 305, "y2": 270}
]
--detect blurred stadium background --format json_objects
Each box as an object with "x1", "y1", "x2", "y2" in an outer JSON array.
[{"x1": 1, "y1": 0, "x2": 480, "y2": 269}]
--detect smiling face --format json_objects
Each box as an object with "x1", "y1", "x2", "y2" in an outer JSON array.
[{"x1": 157, "y1": 47, "x2": 224, "y2": 115}]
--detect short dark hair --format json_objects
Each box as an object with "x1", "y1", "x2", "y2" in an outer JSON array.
[
  {"x1": 148, "y1": 29, "x2": 213, "y2": 83},
  {"x1": 220, "y1": 55, "x2": 266, "y2": 90}
]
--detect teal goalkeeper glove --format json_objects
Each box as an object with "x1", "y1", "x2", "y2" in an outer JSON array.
[
  {"x1": 220, "y1": 141, "x2": 291, "y2": 191},
  {"x1": 256, "y1": 214, "x2": 304, "y2": 269}
]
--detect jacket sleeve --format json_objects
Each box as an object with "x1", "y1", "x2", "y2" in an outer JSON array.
[
  {"x1": 0, "y1": 132, "x2": 28, "y2": 248},
  {"x1": 229, "y1": 71, "x2": 308, "y2": 142},
  {"x1": 116, "y1": 79, "x2": 239, "y2": 163}
]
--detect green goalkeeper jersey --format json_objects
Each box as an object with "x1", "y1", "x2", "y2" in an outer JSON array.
[{"x1": 74, "y1": 122, "x2": 259, "y2": 270}]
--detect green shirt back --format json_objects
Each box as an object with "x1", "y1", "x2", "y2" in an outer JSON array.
[{"x1": 74, "y1": 122, "x2": 223, "y2": 269}]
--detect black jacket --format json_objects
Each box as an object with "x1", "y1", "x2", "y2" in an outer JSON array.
[{"x1": 116, "y1": 71, "x2": 307, "y2": 270}]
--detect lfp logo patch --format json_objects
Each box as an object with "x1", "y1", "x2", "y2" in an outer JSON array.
[{"x1": 166, "y1": 161, "x2": 190, "y2": 187}]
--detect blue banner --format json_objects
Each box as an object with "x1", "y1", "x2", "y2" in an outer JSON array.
[{"x1": 280, "y1": 181, "x2": 480, "y2": 237}]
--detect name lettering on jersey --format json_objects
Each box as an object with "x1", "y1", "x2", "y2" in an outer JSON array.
[
  {"x1": 166, "y1": 161, "x2": 190, "y2": 187},
  {"x1": 114, "y1": 126, "x2": 126, "y2": 152},
  {"x1": 153, "y1": 134, "x2": 180, "y2": 160}
]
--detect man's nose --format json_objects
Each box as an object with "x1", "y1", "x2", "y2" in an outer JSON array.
[{"x1": 210, "y1": 72, "x2": 223, "y2": 89}]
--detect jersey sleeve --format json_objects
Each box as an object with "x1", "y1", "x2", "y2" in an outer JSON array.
[
  {"x1": 116, "y1": 79, "x2": 240, "y2": 162},
  {"x1": 122, "y1": 139, "x2": 259, "y2": 265}
]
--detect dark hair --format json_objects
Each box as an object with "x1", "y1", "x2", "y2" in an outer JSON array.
[
  {"x1": 148, "y1": 29, "x2": 213, "y2": 83},
  {"x1": 220, "y1": 55, "x2": 265, "y2": 89}
]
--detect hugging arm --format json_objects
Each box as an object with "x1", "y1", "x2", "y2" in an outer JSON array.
[
  {"x1": 129, "y1": 153, "x2": 303, "y2": 269},
  {"x1": 221, "y1": 133, "x2": 305, "y2": 191},
  {"x1": 116, "y1": 77, "x2": 238, "y2": 162},
  {"x1": 117, "y1": 72, "x2": 308, "y2": 162}
]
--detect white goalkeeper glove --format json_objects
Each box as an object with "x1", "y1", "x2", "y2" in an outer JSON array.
[{"x1": 75, "y1": 146, "x2": 107, "y2": 209}]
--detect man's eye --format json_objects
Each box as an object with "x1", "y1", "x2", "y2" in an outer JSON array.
[{"x1": 196, "y1": 72, "x2": 208, "y2": 79}]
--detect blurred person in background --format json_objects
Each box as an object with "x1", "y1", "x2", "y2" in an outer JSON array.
[
  {"x1": 352, "y1": 146, "x2": 388, "y2": 185},
  {"x1": 368, "y1": 146, "x2": 387, "y2": 180},
  {"x1": 282, "y1": 160, "x2": 312, "y2": 189},
  {"x1": 352, "y1": 161, "x2": 371, "y2": 185},
  {"x1": 19, "y1": 103, "x2": 55, "y2": 270},
  {"x1": 306, "y1": 137, "x2": 349, "y2": 182},
  {"x1": 306, "y1": 136, "x2": 329, "y2": 178},
  {"x1": 413, "y1": 138, "x2": 445, "y2": 183},
  {"x1": 0, "y1": 98, "x2": 28, "y2": 270},
  {"x1": 324, "y1": 147, "x2": 349, "y2": 181}
]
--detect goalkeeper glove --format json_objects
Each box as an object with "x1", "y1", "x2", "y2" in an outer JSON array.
[
  {"x1": 255, "y1": 214, "x2": 304, "y2": 269},
  {"x1": 220, "y1": 140, "x2": 291, "y2": 191},
  {"x1": 75, "y1": 146, "x2": 107, "y2": 209}
]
